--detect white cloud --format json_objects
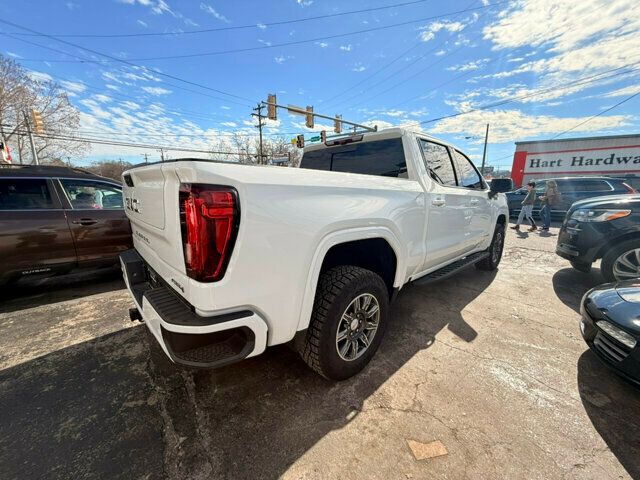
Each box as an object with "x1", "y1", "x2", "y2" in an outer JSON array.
[
  {"x1": 256, "y1": 23, "x2": 267, "y2": 30},
  {"x1": 119, "y1": 0, "x2": 173, "y2": 15},
  {"x1": 316, "y1": 42, "x2": 329, "y2": 48},
  {"x1": 430, "y1": 109, "x2": 631, "y2": 143},
  {"x1": 434, "y1": 49, "x2": 446, "y2": 56},
  {"x1": 352, "y1": 63, "x2": 366, "y2": 72},
  {"x1": 137, "y1": 19, "x2": 148, "y2": 27},
  {"x1": 28, "y1": 71, "x2": 52, "y2": 83},
  {"x1": 80, "y1": 99, "x2": 112, "y2": 119},
  {"x1": 419, "y1": 20, "x2": 465, "y2": 42},
  {"x1": 6, "y1": 51, "x2": 21, "y2": 58},
  {"x1": 142, "y1": 86, "x2": 171, "y2": 95},
  {"x1": 92, "y1": 94, "x2": 112, "y2": 103},
  {"x1": 604, "y1": 85, "x2": 640, "y2": 97},
  {"x1": 220, "y1": 105, "x2": 231, "y2": 110},
  {"x1": 221, "y1": 121, "x2": 237, "y2": 127},
  {"x1": 339, "y1": 44, "x2": 352, "y2": 52},
  {"x1": 258, "y1": 39, "x2": 272, "y2": 46},
  {"x1": 200, "y1": 2, "x2": 229, "y2": 23},
  {"x1": 60, "y1": 80, "x2": 87, "y2": 94},
  {"x1": 121, "y1": 101, "x2": 141, "y2": 110},
  {"x1": 447, "y1": 58, "x2": 490, "y2": 72},
  {"x1": 297, "y1": 0, "x2": 313, "y2": 6}
]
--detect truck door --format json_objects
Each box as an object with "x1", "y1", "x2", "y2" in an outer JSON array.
[
  {"x1": 0, "y1": 177, "x2": 76, "y2": 281},
  {"x1": 57, "y1": 178, "x2": 132, "y2": 265},
  {"x1": 417, "y1": 138, "x2": 472, "y2": 271},
  {"x1": 450, "y1": 149, "x2": 493, "y2": 251}
]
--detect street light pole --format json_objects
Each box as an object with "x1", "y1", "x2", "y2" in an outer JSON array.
[{"x1": 480, "y1": 123, "x2": 489, "y2": 175}]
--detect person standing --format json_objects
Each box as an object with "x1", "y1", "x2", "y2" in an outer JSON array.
[
  {"x1": 539, "y1": 180, "x2": 560, "y2": 231},
  {"x1": 510, "y1": 181, "x2": 537, "y2": 232}
]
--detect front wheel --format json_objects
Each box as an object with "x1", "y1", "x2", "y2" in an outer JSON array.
[
  {"x1": 300, "y1": 266, "x2": 389, "y2": 380},
  {"x1": 601, "y1": 239, "x2": 640, "y2": 282},
  {"x1": 476, "y1": 223, "x2": 506, "y2": 271}
]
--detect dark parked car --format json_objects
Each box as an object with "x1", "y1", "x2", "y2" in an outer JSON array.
[
  {"x1": 507, "y1": 176, "x2": 636, "y2": 220},
  {"x1": 580, "y1": 281, "x2": 640, "y2": 386},
  {"x1": 556, "y1": 194, "x2": 640, "y2": 282},
  {"x1": 0, "y1": 164, "x2": 132, "y2": 285}
]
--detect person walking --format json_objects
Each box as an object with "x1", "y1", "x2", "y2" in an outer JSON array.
[
  {"x1": 510, "y1": 181, "x2": 537, "y2": 232},
  {"x1": 539, "y1": 180, "x2": 560, "y2": 231}
]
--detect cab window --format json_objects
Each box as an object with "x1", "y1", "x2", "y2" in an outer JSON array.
[
  {"x1": 418, "y1": 139, "x2": 457, "y2": 187},
  {"x1": 60, "y1": 179, "x2": 123, "y2": 209},
  {"x1": 452, "y1": 150, "x2": 485, "y2": 189},
  {"x1": 0, "y1": 178, "x2": 55, "y2": 210}
]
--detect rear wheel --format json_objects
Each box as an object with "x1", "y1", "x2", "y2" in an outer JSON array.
[
  {"x1": 476, "y1": 223, "x2": 505, "y2": 271},
  {"x1": 300, "y1": 266, "x2": 389, "y2": 380},
  {"x1": 601, "y1": 239, "x2": 640, "y2": 282}
]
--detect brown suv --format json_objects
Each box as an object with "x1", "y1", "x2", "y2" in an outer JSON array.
[{"x1": 0, "y1": 164, "x2": 132, "y2": 285}]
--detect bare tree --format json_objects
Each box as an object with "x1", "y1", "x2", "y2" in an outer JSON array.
[{"x1": 0, "y1": 54, "x2": 88, "y2": 164}]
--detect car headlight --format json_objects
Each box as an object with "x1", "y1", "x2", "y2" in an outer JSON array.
[
  {"x1": 570, "y1": 209, "x2": 631, "y2": 222},
  {"x1": 596, "y1": 320, "x2": 637, "y2": 349}
]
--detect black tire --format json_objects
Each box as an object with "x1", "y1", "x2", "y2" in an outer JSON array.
[
  {"x1": 300, "y1": 266, "x2": 389, "y2": 380},
  {"x1": 600, "y1": 239, "x2": 640, "y2": 283},
  {"x1": 476, "y1": 223, "x2": 506, "y2": 271},
  {"x1": 570, "y1": 260, "x2": 591, "y2": 273}
]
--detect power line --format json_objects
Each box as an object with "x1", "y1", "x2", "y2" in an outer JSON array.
[
  {"x1": 550, "y1": 90, "x2": 640, "y2": 140},
  {"x1": 1, "y1": 32, "x2": 254, "y2": 109},
  {"x1": 7, "y1": 0, "x2": 434, "y2": 38},
  {"x1": 321, "y1": 0, "x2": 482, "y2": 108},
  {"x1": 1, "y1": 19, "x2": 257, "y2": 105},
  {"x1": 4, "y1": 2, "x2": 508, "y2": 62},
  {"x1": 403, "y1": 60, "x2": 640, "y2": 128}
]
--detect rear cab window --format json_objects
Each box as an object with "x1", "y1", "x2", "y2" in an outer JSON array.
[
  {"x1": 0, "y1": 178, "x2": 55, "y2": 210},
  {"x1": 417, "y1": 139, "x2": 457, "y2": 187},
  {"x1": 300, "y1": 137, "x2": 408, "y2": 178}
]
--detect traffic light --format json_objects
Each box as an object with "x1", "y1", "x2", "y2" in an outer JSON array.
[
  {"x1": 320, "y1": 130, "x2": 327, "y2": 143},
  {"x1": 334, "y1": 115, "x2": 342, "y2": 134},
  {"x1": 31, "y1": 110, "x2": 44, "y2": 134},
  {"x1": 305, "y1": 106, "x2": 314, "y2": 129},
  {"x1": 295, "y1": 134, "x2": 305, "y2": 148},
  {"x1": 267, "y1": 94, "x2": 277, "y2": 120}
]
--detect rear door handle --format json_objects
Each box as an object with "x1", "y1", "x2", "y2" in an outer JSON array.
[
  {"x1": 432, "y1": 198, "x2": 446, "y2": 207},
  {"x1": 72, "y1": 218, "x2": 98, "y2": 226}
]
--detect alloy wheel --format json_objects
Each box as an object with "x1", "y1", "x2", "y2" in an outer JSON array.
[
  {"x1": 335, "y1": 293, "x2": 380, "y2": 361},
  {"x1": 612, "y1": 248, "x2": 640, "y2": 281}
]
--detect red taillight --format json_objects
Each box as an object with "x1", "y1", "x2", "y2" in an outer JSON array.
[
  {"x1": 179, "y1": 184, "x2": 239, "y2": 282},
  {"x1": 622, "y1": 182, "x2": 637, "y2": 194}
]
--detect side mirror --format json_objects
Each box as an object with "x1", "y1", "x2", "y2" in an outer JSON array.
[{"x1": 488, "y1": 183, "x2": 499, "y2": 199}]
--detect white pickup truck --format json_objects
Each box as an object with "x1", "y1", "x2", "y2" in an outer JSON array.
[{"x1": 120, "y1": 127, "x2": 509, "y2": 380}]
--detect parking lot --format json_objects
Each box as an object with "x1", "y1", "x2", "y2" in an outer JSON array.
[{"x1": 1, "y1": 223, "x2": 638, "y2": 480}]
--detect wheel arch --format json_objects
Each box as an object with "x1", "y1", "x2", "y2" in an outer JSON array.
[
  {"x1": 596, "y1": 231, "x2": 640, "y2": 260},
  {"x1": 296, "y1": 227, "x2": 405, "y2": 332}
]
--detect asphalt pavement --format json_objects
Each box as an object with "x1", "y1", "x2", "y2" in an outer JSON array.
[{"x1": 1, "y1": 223, "x2": 639, "y2": 480}]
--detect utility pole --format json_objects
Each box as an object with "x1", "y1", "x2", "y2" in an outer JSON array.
[
  {"x1": 23, "y1": 111, "x2": 39, "y2": 165},
  {"x1": 481, "y1": 123, "x2": 489, "y2": 176},
  {"x1": 158, "y1": 148, "x2": 165, "y2": 162},
  {"x1": 142, "y1": 153, "x2": 149, "y2": 163},
  {"x1": 252, "y1": 103, "x2": 265, "y2": 164}
]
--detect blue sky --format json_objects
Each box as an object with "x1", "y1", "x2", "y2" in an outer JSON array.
[{"x1": 1, "y1": 0, "x2": 639, "y2": 167}]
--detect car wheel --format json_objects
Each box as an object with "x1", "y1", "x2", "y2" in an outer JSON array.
[
  {"x1": 300, "y1": 266, "x2": 389, "y2": 380},
  {"x1": 601, "y1": 239, "x2": 640, "y2": 282},
  {"x1": 570, "y1": 260, "x2": 591, "y2": 273},
  {"x1": 476, "y1": 223, "x2": 506, "y2": 271}
]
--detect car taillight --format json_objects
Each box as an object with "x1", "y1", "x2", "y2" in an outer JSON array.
[
  {"x1": 179, "y1": 184, "x2": 239, "y2": 282},
  {"x1": 622, "y1": 182, "x2": 637, "y2": 193}
]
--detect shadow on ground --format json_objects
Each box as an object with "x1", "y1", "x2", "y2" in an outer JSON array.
[
  {"x1": 552, "y1": 267, "x2": 606, "y2": 313},
  {"x1": 577, "y1": 350, "x2": 640, "y2": 479},
  {"x1": 0, "y1": 267, "x2": 124, "y2": 314},
  {"x1": 0, "y1": 267, "x2": 496, "y2": 480}
]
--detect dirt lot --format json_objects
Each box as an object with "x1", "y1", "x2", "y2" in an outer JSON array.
[{"x1": 1, "y1": 223, "x2": 639, "y2": 480}]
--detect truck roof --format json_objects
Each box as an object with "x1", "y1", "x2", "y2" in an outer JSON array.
[{"x1": 303, "y1": 126, "x2": 458, "y2": 152}]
